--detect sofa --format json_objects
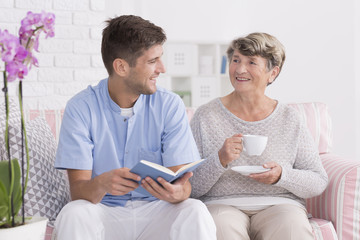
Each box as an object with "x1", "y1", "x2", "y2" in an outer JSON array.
[{"x1": 1, "y1": 100, "x2": 359, "y2": 240}]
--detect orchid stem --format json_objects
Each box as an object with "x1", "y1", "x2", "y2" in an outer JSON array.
[
  {"x1": 18, "y1": 81, "x2": 29, "y2": 225},
  {"x1": 3, "y1": 64, "x2": 15, "y2": 227}
]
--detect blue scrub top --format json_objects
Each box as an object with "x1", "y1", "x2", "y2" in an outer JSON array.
[{"x1": 55, "y1": 78, "x2": 200, "y2": 206}]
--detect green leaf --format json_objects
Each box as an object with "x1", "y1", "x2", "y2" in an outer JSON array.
[
  {"x1": 12, "y1": 181, "x2": 23, "y2": 217},
  {"x1": 0, "y1": 204, "x2": 8, "y2": 217},
  {"x1": 0, "y1": 159, "x2": 22, "y2": 218},
  {"x1": 0, "y1": 182, "x2": 9, "y2": 215},
  {"x1": 0, "y1": 161, "x2": 11, "y2": 195},
  {"x1": 0, "y1": 159, "x2": 21, "y2": 194},
  {"x1": 0, "y1": 181, "x2": 9, "y2": 225}
]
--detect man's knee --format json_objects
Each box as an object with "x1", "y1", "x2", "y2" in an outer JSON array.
[
  {"x1": 56, "y1": 199, "x2": 99, "y2": 224},
  {"x1": 177, "y1": 198, "x2": 212, "y2": 219},
  {"x1": 53, "y1": 200, "x2": 105, "y2": 240}
]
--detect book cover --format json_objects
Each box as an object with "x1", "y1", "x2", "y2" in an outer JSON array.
[{"x1": 130, "y1": 159, "x2": 205, "y2": 196}]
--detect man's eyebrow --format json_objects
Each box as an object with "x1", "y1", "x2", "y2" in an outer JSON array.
[
  {"x1": 147, "y1": 56, "x2": 159, "y2": 62},
  {"x1": 148, "y1": 52, "x2": 163, "y2": 62}
]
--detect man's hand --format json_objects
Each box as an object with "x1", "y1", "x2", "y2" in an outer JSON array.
[
  {"x1": 248, "y1": 161, "x2": 282, "y2": 184},
  {"x1": 68, "y1": 168, "x2": 141, "y2": 204},
  {"x1": 141, "y1": 172, "x2": 193, "y2": 203},
  {"x1": 218, "y1": 133, "x2": 243, "y2": 167},
  {"x1": 97, "y1": 168, "x2": 141, "y2": 196}
]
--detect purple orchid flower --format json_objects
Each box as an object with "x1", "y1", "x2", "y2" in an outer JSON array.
[
  {"x1": 6, "y1": 61, "x2": 28, "y2": 82},
  {"x1": 1, "y1": 11, "x2": 55, "y2": 83}
]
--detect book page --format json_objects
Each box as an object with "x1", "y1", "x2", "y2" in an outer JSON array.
[
  {"x1": 140, "y1": 160, "x2": 175, "y2": 176},
  {"x1": 175, "y1": 159, "x2": 204, "y2": 175}
]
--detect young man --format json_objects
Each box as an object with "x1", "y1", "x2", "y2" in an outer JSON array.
[{"x1": 53, "y1": 15, "x2": 216, "y2": 240}]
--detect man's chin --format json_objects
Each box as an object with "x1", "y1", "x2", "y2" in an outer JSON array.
[{"x1": 142, "y1": 86, "x2": 157, "y2": 95}]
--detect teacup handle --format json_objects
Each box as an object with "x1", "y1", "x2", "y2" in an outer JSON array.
[{"x1": 241, "y1": 137, "x2": 246, "y2": 152}]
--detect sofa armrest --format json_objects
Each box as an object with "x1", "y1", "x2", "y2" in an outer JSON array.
[{"x1": 306, "y1": 153, "x2": 360, "y2": 240}]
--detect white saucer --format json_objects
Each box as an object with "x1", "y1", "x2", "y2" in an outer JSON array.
[{"x1": 231, "y1": 166, "x2": 270, "y2": 176}]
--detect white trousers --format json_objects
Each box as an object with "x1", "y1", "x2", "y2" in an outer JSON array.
[{"x1": 52, "y1": 199, "x2": 216, "y2": 240}]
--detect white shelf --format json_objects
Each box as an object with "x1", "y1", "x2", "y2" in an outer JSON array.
[
  {"x1": 164, "y1": 43, "x2": 198, "y2": 76},
  {"x1": 158, "y1": 42, "x2": 231, "y2": 107}
]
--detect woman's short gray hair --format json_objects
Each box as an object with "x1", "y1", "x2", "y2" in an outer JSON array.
[{"x1": 227, "y1": 32, "x2": 286, "y2": 82}]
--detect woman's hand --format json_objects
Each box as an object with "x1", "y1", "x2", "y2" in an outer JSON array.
[
  {"x1": 249, "y1": 161, "x2": 282, "y2": 184},
  {"x1": 218, "y1": 134, "x2": 243, "y2": 167}
]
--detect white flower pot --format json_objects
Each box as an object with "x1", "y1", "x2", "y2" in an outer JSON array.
[{"x1": 0, "y1": 216, "x2": 48, "y2": 240}]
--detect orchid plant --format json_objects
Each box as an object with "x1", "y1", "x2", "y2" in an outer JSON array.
[{"x1": 0, "y1": 11, "x2": 55, "y2": 228}]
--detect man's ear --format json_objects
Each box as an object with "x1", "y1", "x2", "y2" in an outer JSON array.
[{"x1": 113, "y1": 58, "x2": 129, "y2": 77}]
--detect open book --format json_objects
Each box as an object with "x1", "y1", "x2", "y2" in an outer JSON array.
[{"x1": 130, "y1": 159, "x2": 205, "y2": 196}]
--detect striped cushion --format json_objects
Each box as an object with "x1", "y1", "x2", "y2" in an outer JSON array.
[
  {"x1": 310, "y1": 218, "x2": 338, "y2": 240},
  {"x1": 306, "y1": 153, "x2": 360, "y2": 240},
  {"x1": 288, "y1": 102, "x2": 332, "y2": 154},
  {"x1": 24, "y1": 109, "x2": 64, "y2": 142},
  {"x1": 45, "y1": 226, "x2": 53, "y2": 240},
  {"x1": 186, "y1": 107, "x2": 196, "y2": 122}
]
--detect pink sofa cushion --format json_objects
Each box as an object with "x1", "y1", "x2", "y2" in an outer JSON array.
[
  {"x1": 310, "y1": 218, "x2": 338, "y2": 240},
  {"x1": 288, "y1": 102, "x2": 332, "y2": 154},
  {"x1": 25, "y1": 109, "x2": 64, "y2": 141},
  {"x1": 306, "y1": 153, "x2": 360, "y2": 240}
]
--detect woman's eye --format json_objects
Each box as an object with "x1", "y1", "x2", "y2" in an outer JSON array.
[{"x1": 233, "y1": 59, "x2": 239, "y2": 63}]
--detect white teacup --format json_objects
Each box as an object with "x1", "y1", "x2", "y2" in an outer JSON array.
[{"x1": 242, "y1": 134, "x2": 268, "y2": 156}]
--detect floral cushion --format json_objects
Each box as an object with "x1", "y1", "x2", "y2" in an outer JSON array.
[{"x1": 0, "y1": 117, "x2": 70, "y2": 226}]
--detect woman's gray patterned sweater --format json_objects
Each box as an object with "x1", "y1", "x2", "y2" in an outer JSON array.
[{"x1": 189, "y1": 98, "x2": 328, "y2": 207}]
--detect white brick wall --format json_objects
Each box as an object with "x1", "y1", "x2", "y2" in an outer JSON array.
[{"x1": 0, "y1": 0, "x2": 107, "y2": 110}]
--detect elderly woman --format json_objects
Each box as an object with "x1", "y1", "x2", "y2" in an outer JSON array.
[{"x1": 190, "y1": 32, "x2": 328, "y2": 240}]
